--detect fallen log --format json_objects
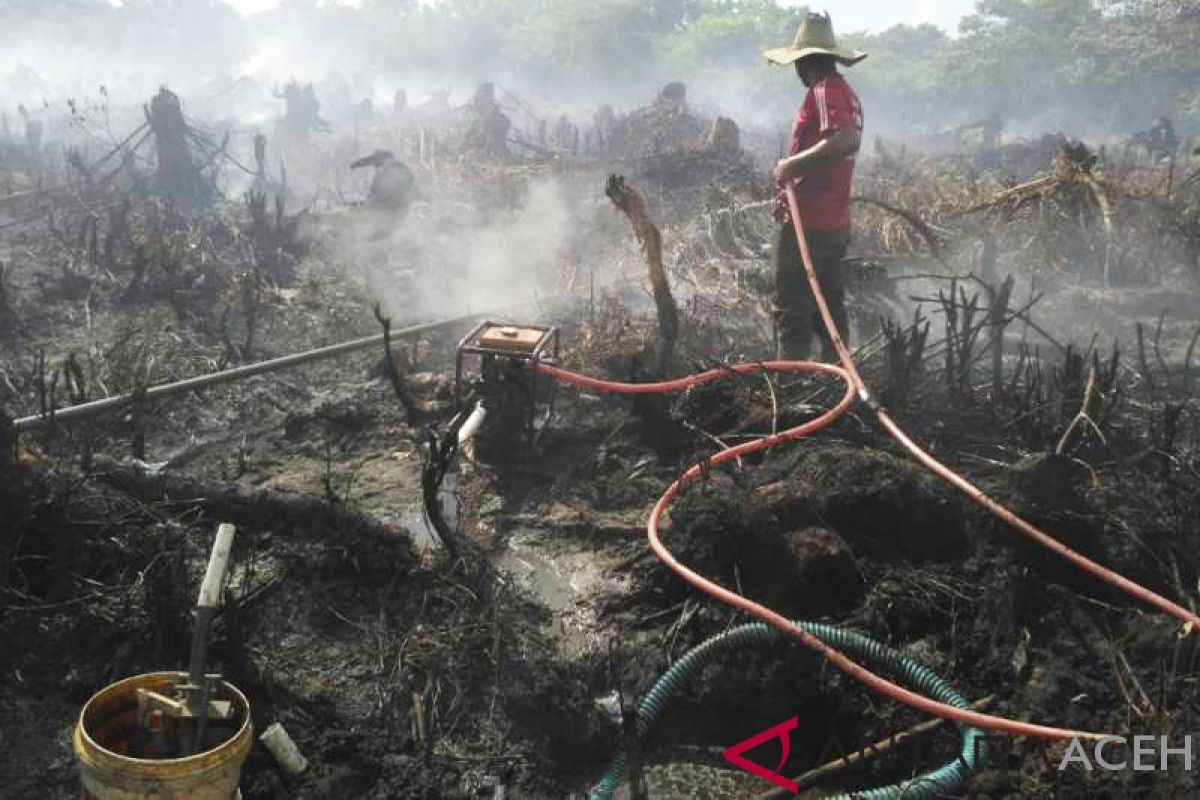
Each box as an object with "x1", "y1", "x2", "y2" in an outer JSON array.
[{"x1": 89, "y1": 454, "x2": 415, "y2": 566}]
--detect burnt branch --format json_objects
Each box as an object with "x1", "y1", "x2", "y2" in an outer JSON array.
[
  {"x1": 372, "y1": 303, "x2": 420, "y2": 422},
  {"x1": 605, "y1": 175, "x2": 678, "y2": 371}
]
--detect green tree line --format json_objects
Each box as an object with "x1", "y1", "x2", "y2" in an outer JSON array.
[
  {"x1": 2, "y1": 0, "x2": 1197, "y2": 137},
  {"x1": 357, "y1": 0, "x2": 1200, "y2": 135}
]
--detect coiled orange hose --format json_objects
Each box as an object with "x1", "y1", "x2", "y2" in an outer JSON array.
[
  {"x1": 528, "y1": 183, "x2": 1197, "y2": 742},
  {"x1": 536, "y1": 359, "x2": 1100, "y2": 740}
]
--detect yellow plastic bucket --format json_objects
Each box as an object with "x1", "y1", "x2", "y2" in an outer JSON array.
[{"x1": 73, "y1": 671, "x2": 252, "y2": 800}]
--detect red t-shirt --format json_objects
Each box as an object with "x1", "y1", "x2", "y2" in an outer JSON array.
[{"x1": 773, "y1": 74, "x2": 863, "y2": 231}]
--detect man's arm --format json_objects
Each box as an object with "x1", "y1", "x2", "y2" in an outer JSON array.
[{"x1": 773, "y1": 127, "x2": 860, "y2": 183}]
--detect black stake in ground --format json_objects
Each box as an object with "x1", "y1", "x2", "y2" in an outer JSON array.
[
  {"x1": 984, "y1": 274, "x2": 1016, "y2": 398},
  {"x1": 373, "y1": 303, "x2": 420, "y2": 421},
  {"x1": 0, "y1": 404, "x2": 19, "y2": 593},
  {"x1": 419, "y1": 418, "x2": 466, "y2": 561}
]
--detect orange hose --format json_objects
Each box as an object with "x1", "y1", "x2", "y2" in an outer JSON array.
[
  {"x1": 526, "y1": 184, "x2": 1195, "y2": 743},
  {"x1": 782, "y1": 184, "x2": 1200, "y2": 634},
  {"x1": 536, "y1": 359, "x2": 1101, "y2": 740}
]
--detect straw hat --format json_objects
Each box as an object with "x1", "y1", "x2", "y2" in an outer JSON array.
[{"x1": 764, "y1": 12, "x2": 867, "y2": 68}]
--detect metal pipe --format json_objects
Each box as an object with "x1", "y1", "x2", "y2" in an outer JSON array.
[
  {"x1": 456, "y1": 401, "x2": 488, "y2": 446},
  {"x1": 14, "y1": 274, "x2": 646, "y2": 433},
  {"x1": 13, "y1": 314, "x2": 481, "y2": 432}
]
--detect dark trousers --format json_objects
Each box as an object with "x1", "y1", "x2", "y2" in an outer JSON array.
[{"x1": 772, "y1": 223, "x2": 850, "y2": 361}]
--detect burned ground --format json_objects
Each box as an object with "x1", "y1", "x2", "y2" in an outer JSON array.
[{"x1": 3, "y1": 100, "x2": 1200, "y2": 800}]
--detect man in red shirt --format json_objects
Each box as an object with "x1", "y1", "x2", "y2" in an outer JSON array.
[{"x1": 764, "y1": 12, "x2": 866, "y2": 361}]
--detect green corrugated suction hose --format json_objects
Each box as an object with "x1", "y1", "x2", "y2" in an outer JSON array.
[{"x1": 589, "y1": 622, "x2": 985, "y2": 800}]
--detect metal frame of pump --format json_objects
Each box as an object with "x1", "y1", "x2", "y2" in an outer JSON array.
[{"x1": 453, "y1": 321, "x2": 560, "y2": 448}]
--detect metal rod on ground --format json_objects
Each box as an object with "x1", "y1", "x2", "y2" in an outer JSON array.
[
  {"x1": 12, "y1": 282, "x2": 638, "y2": 433},
  {"x1": 753, "y1": 696, "x2": 995, "y2": 800},
  {"x1": 12, "y1": 315, "x2": 487, "y2": 432}
]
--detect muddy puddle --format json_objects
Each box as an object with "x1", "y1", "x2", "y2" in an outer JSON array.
[{"x1": 494, "y1": 527, "x2": 631, "y2": 660}]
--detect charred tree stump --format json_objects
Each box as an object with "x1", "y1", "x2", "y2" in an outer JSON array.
[
  {"x1": 0, "y1": 261, "x2": 13, "y2": 333},
  {"x1": 146, "y1": 88, "x2": 200, "y2": 212},
  {"x1": 986, "y1": 274, "x2": 1015, "y2": 397},
  {"x1": 104, "y1": 199, "x2": 131, "y2": 270},
  {"x1": 0, "y1": 422, "x2": 12, "y2": 593},
  {"x1": 938, "y1": 280, "x2": 982, "y2": 399},
  {"x1": 882, "y1": 312, "x2": 929, "y2": 408},
  {"x1": 605, "y1": 175, "x2": 678, "y2": 371},
  {"x1": 1, "y1": 406, "x2": 15, "y2": 482},
  {"x1": 979, "y1": 231, "x2": 998, "y2": 285},
  {"x1": 252, "y1": 133, "x2": 268, "y2": 192},
  {"x1": 1, "y1": 405, "x2": 25, "y2": 593}
]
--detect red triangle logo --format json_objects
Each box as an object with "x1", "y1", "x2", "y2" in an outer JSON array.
[{"x1": 722, "y1": 716, "x2": 799, "y2": 793}]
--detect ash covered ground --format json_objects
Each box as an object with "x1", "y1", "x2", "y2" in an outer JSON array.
[{"x1": 2, "y1": 16, "x2": 1200, "y2": 800}]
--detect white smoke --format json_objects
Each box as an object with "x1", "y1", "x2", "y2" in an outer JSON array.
[{"x1": 344, "y1": 173, "x2": 598, "y2": 323}]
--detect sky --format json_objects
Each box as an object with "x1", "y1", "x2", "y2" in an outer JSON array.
[
  {"x1": 224, "y1": 0, "x2": 360, "y2": 12},
  {"x1": 221, "y1": 0, "x2": 981, "y2": 35},
  {"x1": 787, "y1": 0, "x2": 979, "y2": 34}
]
